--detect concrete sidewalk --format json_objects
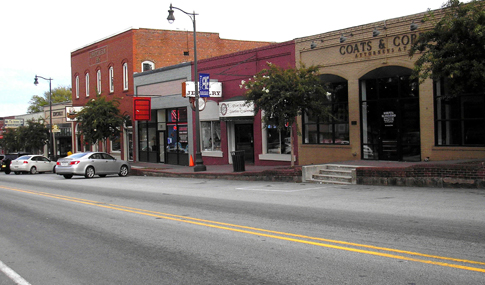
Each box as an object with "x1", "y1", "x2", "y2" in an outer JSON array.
[
  {"x1": 129, "y1": 161, "x2": 303, "y2": 182},
  {"x1": 129, "y1": 158, "x2": 485, "y2": 186}
]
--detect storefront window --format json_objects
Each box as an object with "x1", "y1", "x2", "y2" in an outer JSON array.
[
  {"x1": 302, "y1": 82, "x2": 349, "y2": 144},
  {"x1": 111, "y1": 135, "x2": 121, "y2": 152},
  {"x1": 266, "y1": 123, "x2": 291, "y2": 154},
  {"x1": 201, "y1": 121, "x2": 221, "y2": 151},
  {"x1": 435, "y1": 80, "x2": 485, "y2": 146}
]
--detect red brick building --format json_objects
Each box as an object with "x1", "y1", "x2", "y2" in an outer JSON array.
[{"x1": 70, "y1": 28, "x2": 271, "y2": 160}]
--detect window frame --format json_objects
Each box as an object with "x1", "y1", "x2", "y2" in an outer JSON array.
[
  {"x1": 123, "y1": 62, "x2": 129, "y2": 91},
  {"x1": 75, "y1": 75, "x2": 79, "y2": 99},
  {"x1": 141, "y1": 61, "x2": 155, "y2": 72},
  {"x1": 85, "y1": 73, "x2": 90, "y2": 97},
  {"x1": 434, "y1": 79, "x2": 485, "y2": 146},
  {"x1": 302, "y1": 82, "x2": 349, "y2": 145},
  {"x1": 96, "y1": 69, "x2": 102, "y2": 95},
  {"x1": 201, "y1": 121, "x2": 222, "y2": 154},
  {"x1": 109, "y1": 66, "x2": 114, "y2": 93}
]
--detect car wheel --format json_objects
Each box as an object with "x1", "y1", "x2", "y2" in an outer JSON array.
[
  {"x1": 99, "y1": 174, "x2": 107, "y2": 177},
  {"x1": 85, "y1": 166, "x2": 95, "y2": 178},
  {"x1": 30, "y1": 166, "x2": 38, "y2": 174},
  {"x1": 52, "y1": 166, "x2": 56, "y2": 173},
  {"x1": 4, "y1": 170, "x2": 10, "y2": 174},
  {"x1": 119, "y1": 165, "x2": 129, "y2": 177},
  {"x1": 63, "y1": 174, "x2": 73, "y2": 179}
]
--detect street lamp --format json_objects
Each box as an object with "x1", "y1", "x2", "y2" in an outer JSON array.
[
  {"x1": 168, "y1": 3, "x2": 206, "y2": 172},
  {"x1": 34, "y1": 75, "x2": 54, "y2": 160}
]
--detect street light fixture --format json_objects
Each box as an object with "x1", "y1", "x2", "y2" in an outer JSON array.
[
  {"x1": 34, "y1": 75, "x2": 54, "y2": 160},
  {"x1": 168, "y1": 3, "x2": 206, "y2": 172}
]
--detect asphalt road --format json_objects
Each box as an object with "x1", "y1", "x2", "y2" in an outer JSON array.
[{"x1": 0, "y1": 173, "x2": 484, "y2": 284}]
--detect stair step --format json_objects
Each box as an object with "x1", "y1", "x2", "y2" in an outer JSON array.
[
  {"x1": 313, "y1": 174, "x2": 352, "y2": 183},
  {"x1": 308, "y1": 164, "x2": 358, "y2": 185}
]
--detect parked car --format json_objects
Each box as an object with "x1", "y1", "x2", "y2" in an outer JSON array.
[
  {"x1": 1, "y1": 152, "x2": 30, "y2": 174},
  {"x1": 55, "y1": 152, "x2": 130, "y2": 179},
  {"x1": 10, "y1": 155, "x2": 56, "y2": 174}
]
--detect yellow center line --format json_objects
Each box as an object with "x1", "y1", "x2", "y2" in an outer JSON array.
[{"x1": 2, "y1": 185, "x2": 485, "y2": 273}]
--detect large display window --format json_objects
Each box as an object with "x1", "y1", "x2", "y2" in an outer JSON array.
[
  {"x1": 360, "y1": 67, "x2": 420, "y2": 161},
  {"x1": 435, "y1": 80, "x2": 485, "y2": 146}
]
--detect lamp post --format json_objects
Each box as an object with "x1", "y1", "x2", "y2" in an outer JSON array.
[
  {"x1": 168, "y1": 3, "x2": 206, "y2": 172},
  {"x1": 34, "y1": 75, "x2": 54, "y2": 160}
]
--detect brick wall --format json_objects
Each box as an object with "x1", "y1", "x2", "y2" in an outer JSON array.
[{"x1": 356, "y1": 162, "x2": 485, "y2": 188}]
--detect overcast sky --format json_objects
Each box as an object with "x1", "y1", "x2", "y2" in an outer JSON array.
[{"x1": 0, "y1": 0, "x2": 449, "y2": 117}]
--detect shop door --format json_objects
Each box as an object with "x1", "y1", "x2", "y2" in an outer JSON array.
[
  {"x1": 158, "y1": 131, "x2": 165, "y2": 163},
  {"x1": 235, "y1": 124, "x2": 254, "y2": 163},
  {"x1": 361, "y1": 72, "x2": 420, "y2": 162},
  {"x1": 379, "y1": 100, "x2": 399, "y2": 160}
]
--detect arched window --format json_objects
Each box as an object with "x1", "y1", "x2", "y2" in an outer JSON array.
[
  {"x1": 75, "y1": 75, "x2": 79, "y2": 99},
  {"x1": 85, "y1": 73, "x2": 90, "y2": 97},
  {"x1": 109, "y1": 66, "x2": 114, "y2": 93},
  {"x1": 142, "y1": 61, "x2": 155, "y2": 72},
  {"x1": 123, "y1": 62, "x2": 129, "y2": 91},
  {"x1": 96, "y1": 69, "x2": 102, "y2": 95}
]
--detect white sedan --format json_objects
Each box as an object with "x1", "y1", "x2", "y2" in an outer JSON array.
[{"x1": 11, "y1": 155, "x2": 57, "y2": 174}]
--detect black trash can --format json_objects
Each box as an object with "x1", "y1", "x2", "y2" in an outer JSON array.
[{"x1": 231, "y1": 150, "x2": 245, "y2": 172}]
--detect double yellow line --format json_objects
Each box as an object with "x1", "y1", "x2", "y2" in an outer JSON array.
[{"x1": 2, "y1": 185, "x2": 485, "y2": 273}]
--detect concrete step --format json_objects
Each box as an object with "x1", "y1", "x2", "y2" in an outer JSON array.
[{"x1": 310, "y1": 164, "x2": 356, "y2": 185}]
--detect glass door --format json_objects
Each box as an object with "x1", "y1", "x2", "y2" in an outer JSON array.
[{"x1": 235, "y1": 124, "x2": 254, "y2": 163}]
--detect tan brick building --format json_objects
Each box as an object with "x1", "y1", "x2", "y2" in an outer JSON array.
[
  {"x1": 296, "y1": 9, "x2": 485, "y2": 165},
  {"x1": 71, "y1": 28, "x2": 271, "y2": 160}
]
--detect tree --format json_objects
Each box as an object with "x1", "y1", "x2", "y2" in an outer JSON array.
[
  {"x1": 0, "y1": 128, "x2": 22, "y2": 153},
  {"x1": 409, "y1": 0, "x2": 485, "y2": 98},
  {"x1": 76, "y1": 97, "x2": 126, "y2": 151},
  {"x1": 28, "y1": 86, "x2": 72, "y2": 113},
  {"x1": 241, "y1": 62, "x2": 330, "y2": 166},
  {"x1": 0, "y1": 120, "x2": 48, "y2": 154},
  {"x1": 21, "y1": 120, "x2": 49, "y2": 154}
]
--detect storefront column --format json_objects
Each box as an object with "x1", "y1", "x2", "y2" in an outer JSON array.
[{"x1": 419, "y1": 78, "x2": 434, "y2": 159}]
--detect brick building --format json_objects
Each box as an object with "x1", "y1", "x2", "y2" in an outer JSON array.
[
  {"x1": 296, "y1": 9, "x2": 485, "y2": 165},
  {"x1": 133, "y1": 41, "x2": 296, "y2": 166},
  {"x1": 70, "y1": 28, "x2": 271, "y2": 160}
]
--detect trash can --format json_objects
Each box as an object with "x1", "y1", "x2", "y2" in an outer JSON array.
[{"x1": 231, "y1": 150, "x2": 245, "y2": 172}]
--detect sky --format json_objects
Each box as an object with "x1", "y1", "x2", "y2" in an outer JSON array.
[{"x1": 0, "y1": 0, "x2": 449, "y2": 117}]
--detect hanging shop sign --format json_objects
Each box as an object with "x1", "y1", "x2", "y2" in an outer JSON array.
[
  {"x1": 133, "y1": 97, "x2": 152, "y2": 121},
  {"x1": 183, "y1": 81, "x2": 222, "y2": 97},
  {"x1": 199, "y1": 73, "x2": 210, "y2": 97},
  {"x1": 4, "y1": 119, "x2": 24, "y2": 128},
  {"x1": 219, "y1": 100, "x2": 254, "y2": 119},
  {"x1": 66, "y1": 107, "x2": 84, "y2": 122}
]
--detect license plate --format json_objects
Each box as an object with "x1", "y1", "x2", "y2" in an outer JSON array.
[{"x1": 61, "y1": 162, "x2": 68, "y2": 166}]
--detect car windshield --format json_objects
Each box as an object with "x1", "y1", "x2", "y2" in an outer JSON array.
[
  {"x1": 68, "y1": 153, "x2": 89, "y2": 159},
  {"x1": 16, "y1": 156, "x2": 32, "y2": 160}
]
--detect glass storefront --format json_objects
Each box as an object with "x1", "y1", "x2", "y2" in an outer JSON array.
[
  {"x1": 138, "y1": 108, "x2": 189, "y2": 165},
  {"x1": 360, "y1": 67, "x2": 420, "y2": 161}
]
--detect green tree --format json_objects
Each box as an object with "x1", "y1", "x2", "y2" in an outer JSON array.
[
  {"x1": 21, "y1": 120, "x2": 49, "y2": 154},
  {"x1": 0, "y1": 120, "x2": 48, "y2": 154},
  {"x1": 241, "y1": 62, "x2": 330, "y2": 166},
  {"x1": 0, "y1": 128, "x2": 22, "y2": 153},
  {"x1": 409, "y1": 0, "x2": 485, "y2": 98},
  {"x1": 28, "y1": 86, "x2": 72, "y2": 113},
  {"x1": 76, "y1": 97, "x2": 126, "y2": 151}
]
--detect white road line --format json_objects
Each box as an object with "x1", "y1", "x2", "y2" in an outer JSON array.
[
  {"x1": 0, "y1": 260, "x2": 31, "y2": 285},
  {"x1": 235, "y1": 186, "x2": 328, "y2": 192}
]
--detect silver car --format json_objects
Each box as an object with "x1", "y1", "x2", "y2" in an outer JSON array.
[
  {"x1": 56, "y1": 152, "x2": 130, "y2": 179},
  {"x1": 10, "y1": 155, "x2": 56, "y2": 174}
]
